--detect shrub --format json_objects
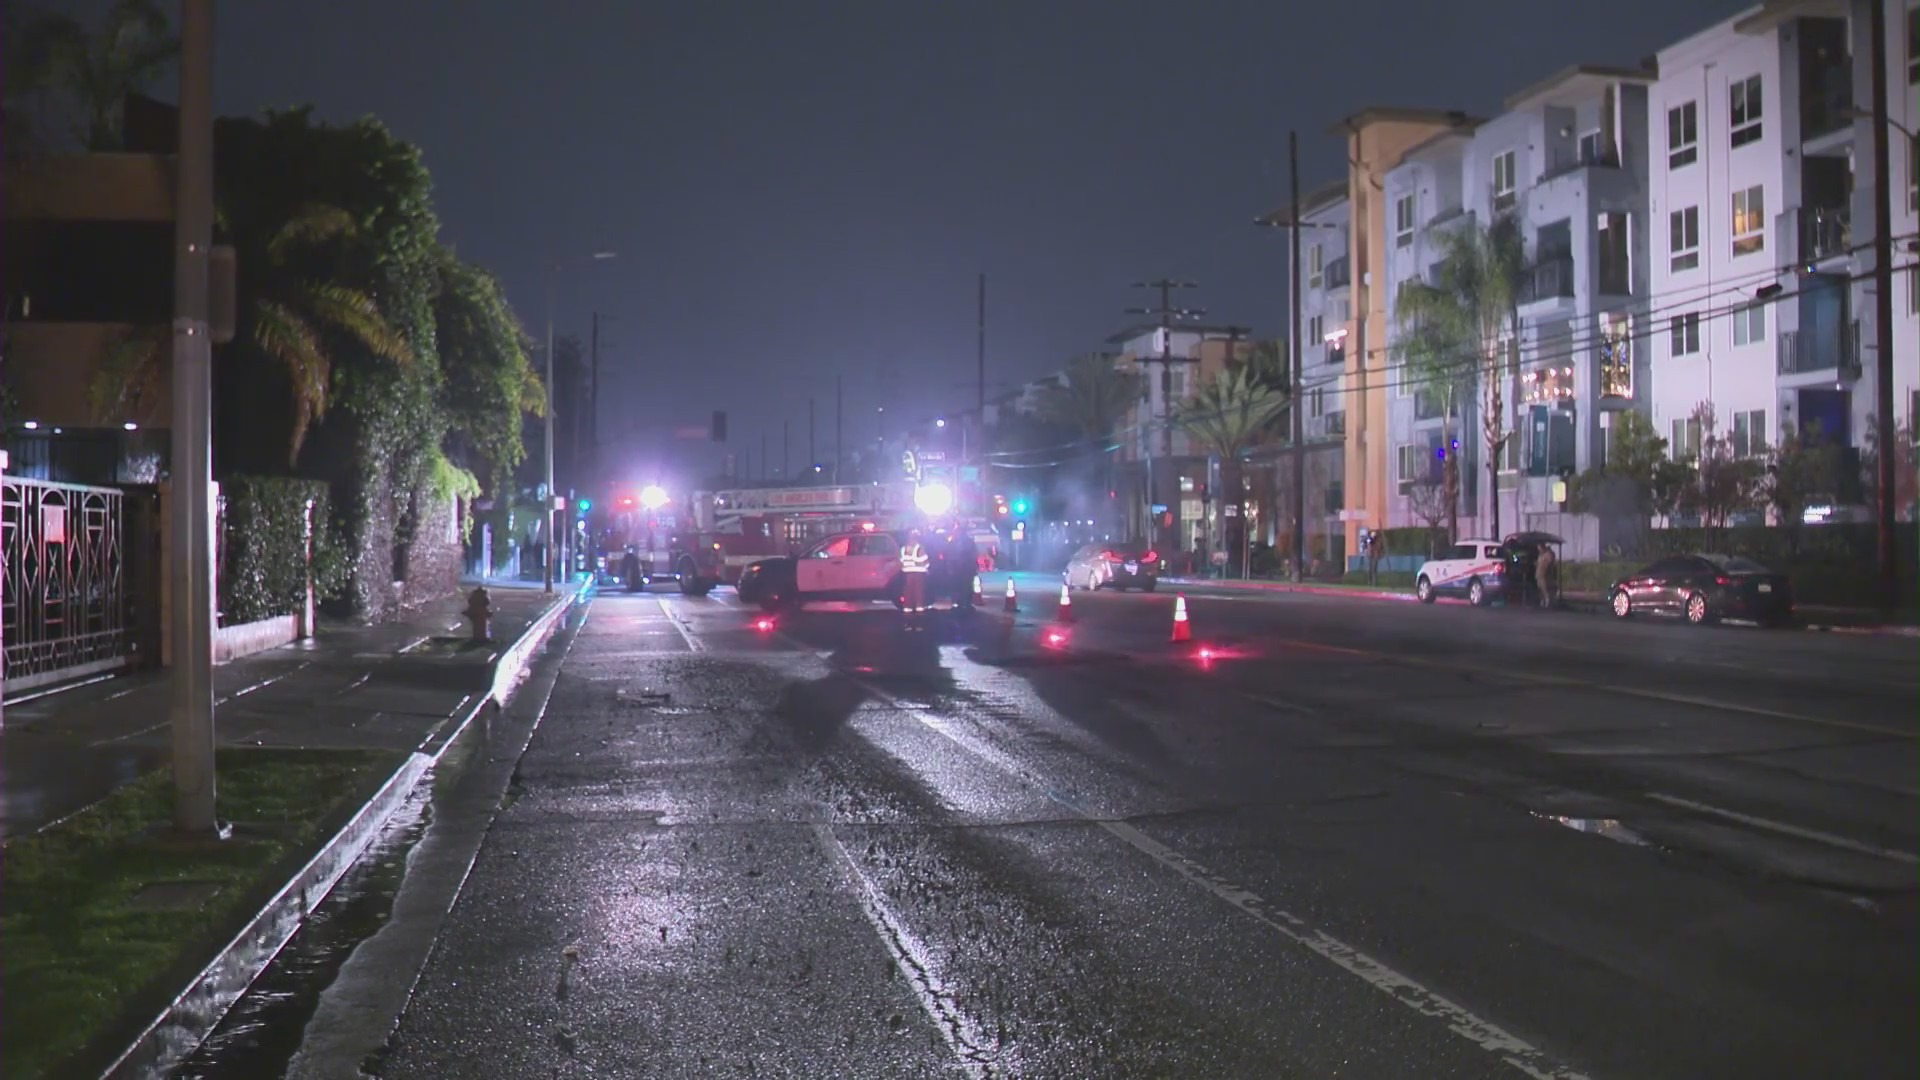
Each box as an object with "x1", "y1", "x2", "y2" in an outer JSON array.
[{"x1": 218, "y1": 476, "x2": 348, "y2": 625}]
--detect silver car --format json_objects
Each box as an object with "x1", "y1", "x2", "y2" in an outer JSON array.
[{"x1": 1063, "y1": 542, "x2": 1161, "y2": 592}]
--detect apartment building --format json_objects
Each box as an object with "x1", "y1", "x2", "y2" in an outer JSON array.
[
  {"x1": 1109, "y1": 323, "x2": 1242, "y2": 551},
  {"x1": 1647, "y1": 0, "x2": 1918, "y2": 513},
  {"x1": 1334, "y1": 107, "x2": 1482, "y2": 556},
  {"x1": 1377, "y1": 66, "x2": 1656, "y2": 554}
]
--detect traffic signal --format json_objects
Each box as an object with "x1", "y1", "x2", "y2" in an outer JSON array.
[
  {"x1": 577, "y1": 497, "x2": 592, "y2": 513},
  {"x1": 1011, "y1": 497, "x2": 1029, "y2": 515}
]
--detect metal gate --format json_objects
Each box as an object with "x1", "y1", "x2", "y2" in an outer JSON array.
[{"x1": 2, "y1": 476, "x2": 131, "y2": 694}]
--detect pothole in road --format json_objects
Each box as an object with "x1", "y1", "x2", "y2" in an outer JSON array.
[{"x1": 1531, "y1": 812, "x2": 1650, "y2": 847}]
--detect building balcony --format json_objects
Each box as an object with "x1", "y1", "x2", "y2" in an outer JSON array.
[
  {"x1": 1517, "y1": 255, "x2": 1575, "y2": 307},
  {"x1": 1777, "y1": 205, "x2": 1850, "y2": 270},
  {"x1": 1540, "y1": 144, "x2": 1621, "y2": 184},
  {"x1": 1777, "y1": 320, "x2": 1861, "y2": 377},
  {"x1": 1322, "y1": 255, "x2": 1350, "y2": 290}
]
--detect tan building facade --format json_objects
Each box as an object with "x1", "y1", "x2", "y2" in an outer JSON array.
[{"x1": 1333, "y1": 108, "x2": 1479, "y2": 554}]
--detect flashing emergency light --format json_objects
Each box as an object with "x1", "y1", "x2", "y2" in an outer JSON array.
[
  {"x1": 913, "y1": 482, "x2": 955, "y2": 516},
  {"x1": 639, "y1": 485, "x2": 670, "y2": 510},
  {"x1": 754, "y1": 617, "x2": 776, "y2": 632}
]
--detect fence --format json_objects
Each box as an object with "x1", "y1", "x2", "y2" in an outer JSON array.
[{"x1": 2, "y1": 476, "x2": 134, "y2": 694}]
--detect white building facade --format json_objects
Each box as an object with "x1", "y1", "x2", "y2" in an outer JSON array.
[
  {"x1": 1647, "y1": 0, "x2": 1918, "y2": 516},
  {"x1": 1379, "y1": 67, "x2": 1657, "y2": 556}
]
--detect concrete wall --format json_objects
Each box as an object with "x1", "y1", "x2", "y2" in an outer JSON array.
[{"x1": 214, "y1": 614, "x2": 299, "y2": 664}]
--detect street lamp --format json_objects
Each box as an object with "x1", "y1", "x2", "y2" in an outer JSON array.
[{"x1": 544, "y1": 250, "x2": 617, "y2": 594}]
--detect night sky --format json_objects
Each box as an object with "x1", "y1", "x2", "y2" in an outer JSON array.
[{"x1": 212, "y1": 0, "x2": 1749, "y2": 475}]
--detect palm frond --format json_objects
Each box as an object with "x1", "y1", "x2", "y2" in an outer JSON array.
[
  {"x1": 267, "y1": 204, "x2": 357, "y2": 262},
  {"x1": 254, "y1": 298, "x2": 331, "y2": 463},
  {"x1": 303, "y1": 281, "x2": 414, "y2": 365}
]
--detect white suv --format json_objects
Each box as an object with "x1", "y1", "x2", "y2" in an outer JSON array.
[{"x1": 1414, "y1": 539, "x2": 1510, "y2": 607}]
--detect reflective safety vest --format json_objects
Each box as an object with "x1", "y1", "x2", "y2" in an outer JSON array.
[{"x1": 900, "y1": 543, "x2": 930, "y2": 573}]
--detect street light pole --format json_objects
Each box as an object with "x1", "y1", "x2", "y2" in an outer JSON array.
[
  {"x1": 1864, "y1": 4, "x2": 1900, "y2": 612},
  {"x1": 169, "y1": 0, "x2": 217, "y2": 834},
  {"x1": 542, "y1": 251, "x2": 615, "y2": 595},
  {"x1": 1288, "y1": 130, "x2": 1306, "y2": 584}
]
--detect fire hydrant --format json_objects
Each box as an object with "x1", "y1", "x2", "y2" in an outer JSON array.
[{"x1": 464, "y1": 586, "x2": 494, "y2": 644}]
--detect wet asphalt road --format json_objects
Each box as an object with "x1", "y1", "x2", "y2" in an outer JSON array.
[{"x1": 333, "y1": 579, "x2": 1914, "y2": 1078}]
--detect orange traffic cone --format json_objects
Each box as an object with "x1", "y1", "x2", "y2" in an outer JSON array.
[
  {"x1": 1057, "y1": 582, "x2": 1074, "y2": 623},
  {"x1": 1004, "y1": 576, "x2": 1019, "y2": 612},
  {"x1": 1170, "y1": 593, "x2": 1191, "y2": 642}
]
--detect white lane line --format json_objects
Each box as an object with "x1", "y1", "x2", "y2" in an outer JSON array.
[
  {"x1": 813, "y1": 822, "x2": 999, "y2": 1079},
  {"x1": 657, "y1": 598, "x2": 706, "y2": 653},
  {"x1": 848, "y1": 678, "x2": 1588, "y2": 1080},
  {"x1": 1082, "y1": 815, "x2": 1589, "y2": 1080},
  {"x1": 396, "y1": 634, "x2": 432, "y2": 654},
  {"x1": 1645, "y1": 792, "x2": 1920, "y2": 866},
  {"x1": 1243, "y1": 692, "x2": 1318, "y2": 717}
]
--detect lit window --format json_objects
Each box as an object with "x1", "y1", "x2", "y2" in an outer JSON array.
[
  {"x1": 1732, "y1": 186, "x2": 1765, "y2": 256},
  {"x1": 1670, "y1": 312, "x2": 1701, "y2": 356},
  {"x1": 1395, "y1": 194, "x2": 1415, "y2": 248},
  {"x1": 1667, "y1": 101, "x2": 1698, "y2": 168},
  {"x1": 1492, "y1": 150, "x2": 1517, "y2": 212},
  {"x1": 1732, "y1": 303, "x2": 1766, "y2": 347},
  {"x1": 1599, "y1": 314, "x2": 1632, "y2": 398},
  {"x1": 1730, "y1": 75, "x2": 1763, "y2": 148},
  {"x1": 1669, "y1": 206, "x2": 1700, "y2": 272}
]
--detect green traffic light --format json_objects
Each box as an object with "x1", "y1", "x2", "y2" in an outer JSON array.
[{"x1": 577, "y1": 498, "x2": 592, "y2": 512}]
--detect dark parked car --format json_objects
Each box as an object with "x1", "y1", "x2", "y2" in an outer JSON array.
[
  {"x1": 1608, "y1": 553, "x2": 1793, "y2": 626},
  {"x1": 1063, "y1": 542, "x2": 1160, "y2": 592}
]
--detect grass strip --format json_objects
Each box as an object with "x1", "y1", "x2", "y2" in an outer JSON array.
[{"x1": 1, "y1": 747, "x2": 391, "y2": 1080}]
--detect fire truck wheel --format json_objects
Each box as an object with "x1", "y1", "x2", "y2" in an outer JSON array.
[{"x1": 677, "y1": 560, "x2": 713, "y2": 596}]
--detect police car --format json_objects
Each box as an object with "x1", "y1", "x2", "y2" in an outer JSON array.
[{"x1": 1413, "y1": 538, "x2": 1510, "y2": 607}]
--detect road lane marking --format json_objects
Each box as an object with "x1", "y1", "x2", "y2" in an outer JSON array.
[
  {"x1": 847, "y1": 677, "x2": 1590, "y2": 1080},
  {"x1": 1243, "y1": 692, "x2": 1318, "y2": 716},
  {"x1": 90, "y1": 662, "x2": 312, "y2": 746},
  {"x1": 1275, "y1": 638, "x2": 1915, "y2": 740},
  {"x1": 1644, "y1": 793, "x2": 1919, "y2": 866},
  {"x1": 814, "y1": 822, "x2": 999, "y2": 1078},
  {"x1": 1079, "y1": 814, "x2": 1589, "y2": 1080},
  {"x1": 657, "y1": 598, "x2": 706, "y2": 653}
]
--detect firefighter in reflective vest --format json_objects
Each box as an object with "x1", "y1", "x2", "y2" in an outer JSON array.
[{"x1": 900, "y1": 529, "x2": 931, "y2": 619}]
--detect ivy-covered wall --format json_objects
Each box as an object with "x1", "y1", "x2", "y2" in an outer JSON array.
[{"x1": 216, "y1": 475, "x2": 347, "y2": 626}]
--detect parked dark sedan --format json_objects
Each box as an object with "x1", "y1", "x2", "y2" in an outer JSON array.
[{"x1": 1608, "y1": 553, "x2": 1793, "y2": 626}]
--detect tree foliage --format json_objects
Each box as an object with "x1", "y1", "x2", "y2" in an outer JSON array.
[
  {"x1": 1038, "y1": 352, "x2": 1141, "y2": 442},
  {"x1": 1393, "y1": 216, "x2": 1527, "y2": 539},
  {"x1": 1677, "y1": 403, "x2": 1761, "y2": 531},
  {"x1": 2, "y1": 0, "x2": 177, "y2": 152},
  {"x1": 435, "y1": 252, "x2": 542, "y2": 493}
]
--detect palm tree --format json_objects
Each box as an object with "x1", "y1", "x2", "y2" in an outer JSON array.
[
  {"x1": 1038, "y1": 352, "x2": 1141, "y2": 531},
  {"x1": 1175, "y1": 363, "x2": 1290, "y2": 574},
  {"x1": 1039, "y1": 351, "x2": 1141, "y2": 443},
  {"x1": 1393, "y1": 214, "x2": 1526, "y2": 540},
  {"x1": 4, "y1": 0, "x2": 177, "y2": 151},
  {"x1": 89, "y1": 203, "x2": 414, "y2": 465}
]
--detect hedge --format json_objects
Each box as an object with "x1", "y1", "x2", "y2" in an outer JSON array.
[{"x1": 218, "y1": 476, "x2": 349, "y2": 625}]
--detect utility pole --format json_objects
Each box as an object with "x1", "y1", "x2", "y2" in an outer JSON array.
[
  {"x1": 1126, "y1": 279, "x2": 1203, "y2": 551},
  {"x1": 808, "y1": 397, "x2": 816, "y2": 470},
  {"x1": 1289, "y1": 130, "x2": 1307, "y2": 583},
  {"x1": 1867, "y1": 0, "x2": 1897, "y2": 612},
  {"x1": 590, "y1": 313, "x2": 607, "y2": 489},
  {"x1": 783, "y1": 419, "x2": 790, "y2": 480},
  {"x1": 977, "y1": 272, "x2": 987, "y2": 418},
  {"x1": 1217, "y1": 325, "x2": 1252, "y2": 580},
  {"x1": 170, "y1": 0, "x2": 217, "y2": 834},
  {"x1": 761, "y1": 432, "x2": 768, "y2": 483},
  {"x1": 834, "y1": 375, "x2": 843, "y2": 485}
]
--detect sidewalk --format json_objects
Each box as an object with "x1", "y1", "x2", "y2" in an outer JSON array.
[
  {"x1": 1161, "y1": 575, "x2": 1918, "y2": 635},
  {"x1": 1, "y1": 578, "x2": 574, "y2": 839}
]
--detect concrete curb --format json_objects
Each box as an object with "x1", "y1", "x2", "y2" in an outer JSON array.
[
  {"x1": 98, "y1": 583, "x2": 588, "y2": 1080},
  {"x1": 1166, "y1": 577, "x2": 1917, "y2": 637}
]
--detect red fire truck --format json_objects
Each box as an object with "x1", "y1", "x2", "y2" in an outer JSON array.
[{"x1": 595, "y1": 482, "x2": 919, "y2": 594}]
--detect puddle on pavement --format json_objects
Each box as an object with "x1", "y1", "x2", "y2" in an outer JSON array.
[
  {"x1": 1532, "y1": 812, "x2": 1649, "y2": 847},
  {"x1": 169, "y1": 788, "x2": 433, "y2": 1079}
]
